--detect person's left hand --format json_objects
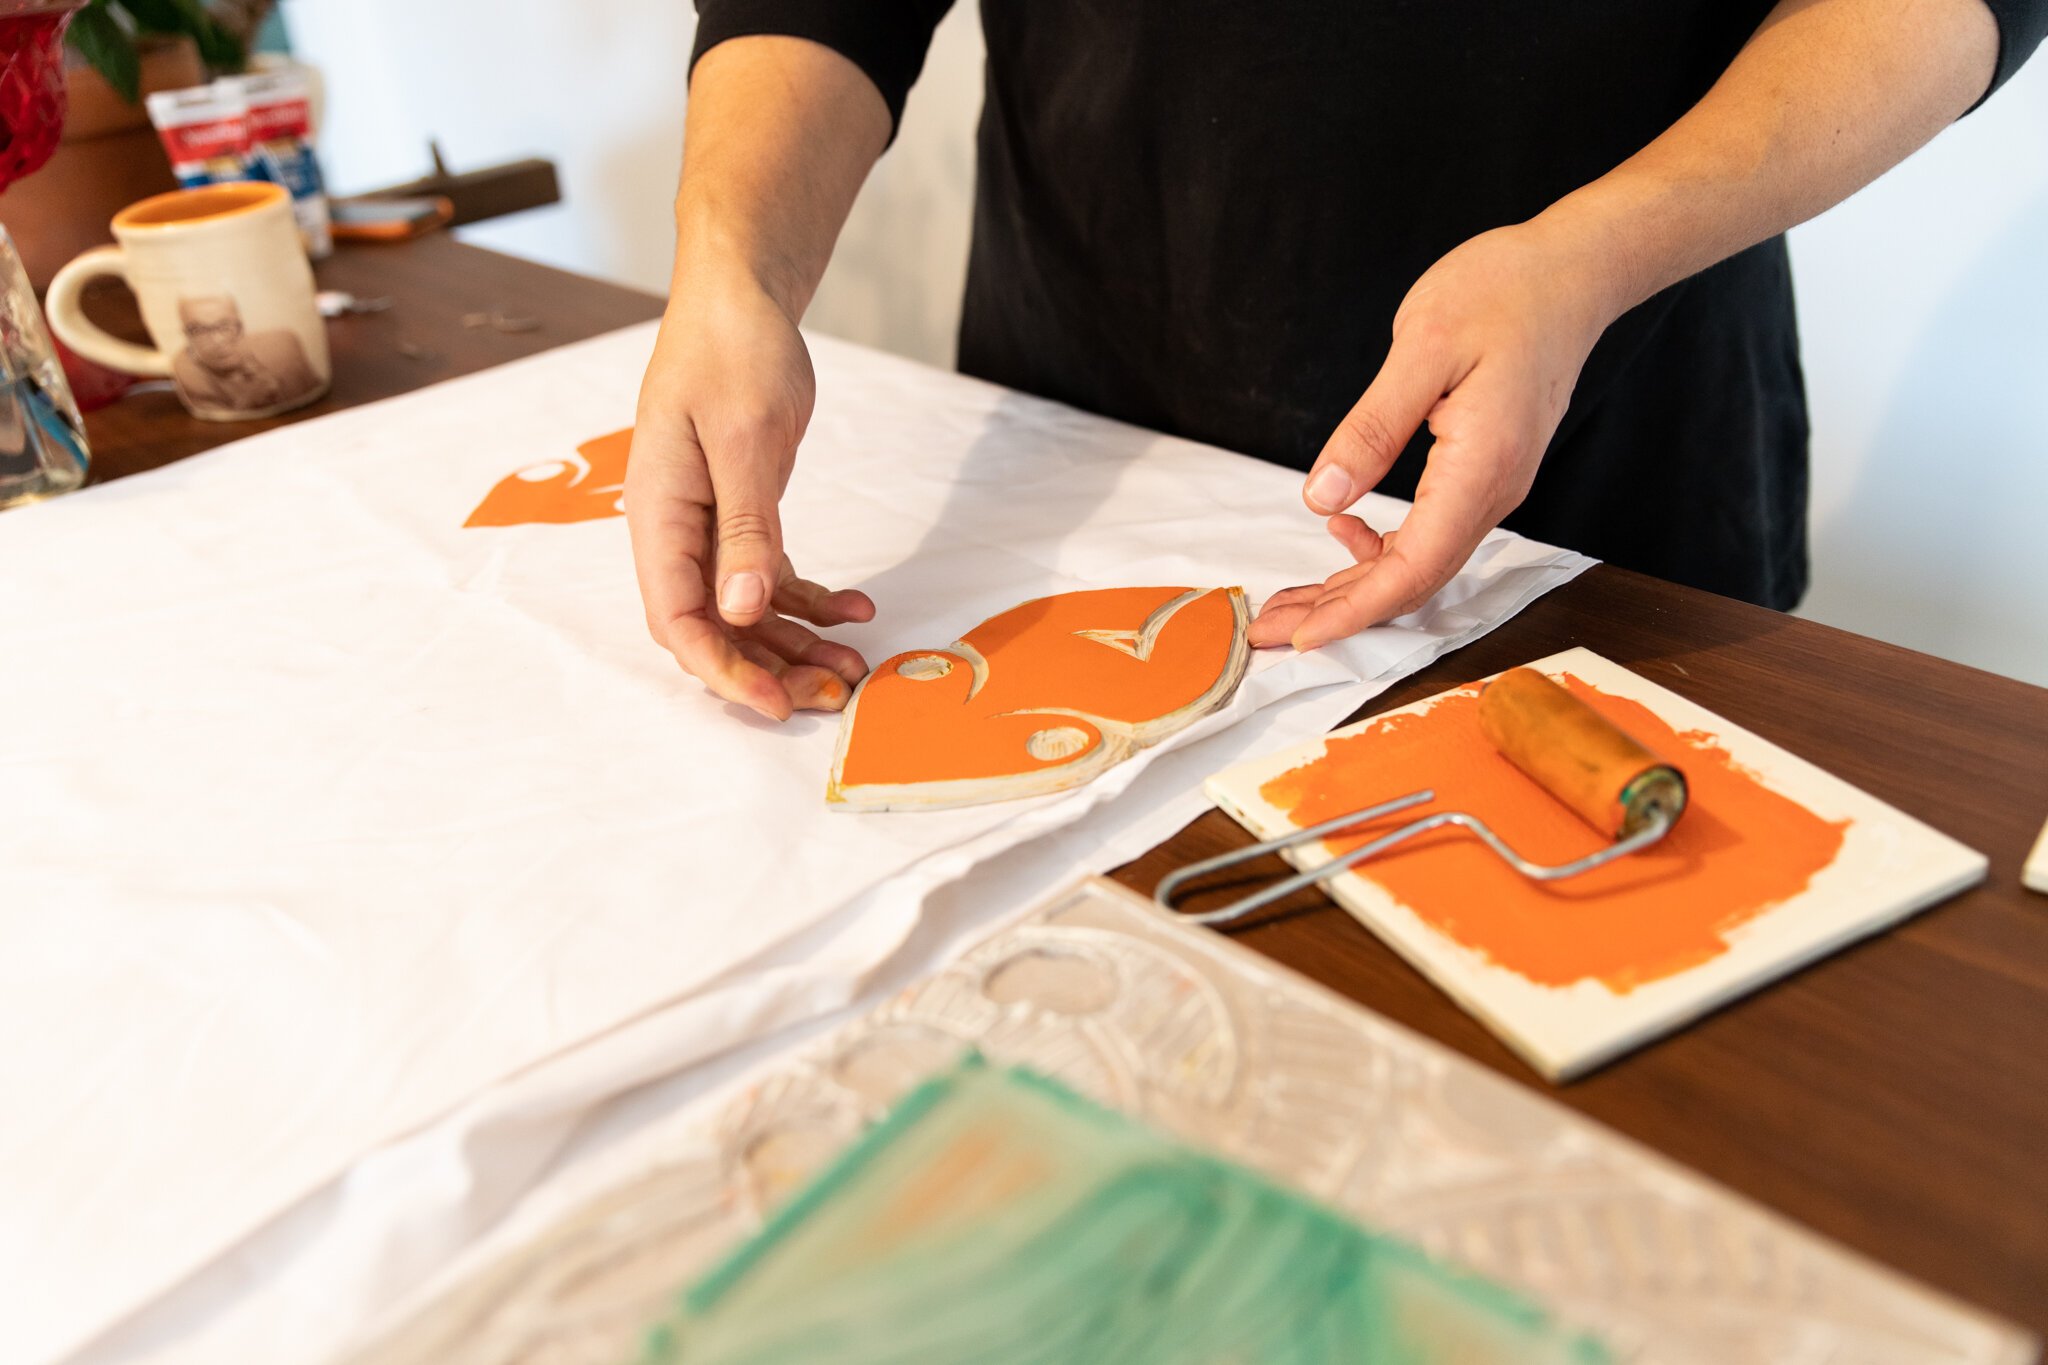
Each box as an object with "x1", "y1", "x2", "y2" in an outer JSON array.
[{"x1": 1248, "y1": 220, "x2": 1623, "y2": 651}]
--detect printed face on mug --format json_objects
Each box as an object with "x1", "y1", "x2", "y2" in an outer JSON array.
[
  {"x1": 45, "y1": 181, "x2": 330, "y2": 421},
  {"x1": 171, "y1": 292, "x2": 323, "y2": 415}
]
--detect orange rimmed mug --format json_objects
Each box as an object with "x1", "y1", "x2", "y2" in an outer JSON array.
[{"x1": 46, "y1": 181, "x2": 329, "y2": 421}]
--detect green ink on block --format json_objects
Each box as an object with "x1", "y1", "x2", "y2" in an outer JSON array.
[{"x1": 644, "y1": 1055, "x2": 1608, "y2": 1364}]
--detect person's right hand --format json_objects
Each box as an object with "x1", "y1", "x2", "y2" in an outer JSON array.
[{"x1": 625, "y1": 276, "x2": 874, "y2": 721}]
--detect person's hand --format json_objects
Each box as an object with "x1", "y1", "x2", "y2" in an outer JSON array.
[
  {"x1": 625, "y1": 276, "x2": 874, "y2": 720},
  {"x1": 1248, "y1": 221, "x2": 1621, "y2": 651}
]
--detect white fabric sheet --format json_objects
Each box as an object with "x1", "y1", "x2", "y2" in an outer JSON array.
[
  {"x1": 78, "y1": 569, "x2": 1579, "y2": 1365},
  {"x1": 0, "y1": 322, "x2": 1590, "y2": 1365}
]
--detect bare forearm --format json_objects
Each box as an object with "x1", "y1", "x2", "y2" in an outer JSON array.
[
  {"x1": 1539, "y1": 0, "x2": 2000, "y2": 319},
  {"x1": 677, "y1": 36, "x2": 892, "y2": 318}
]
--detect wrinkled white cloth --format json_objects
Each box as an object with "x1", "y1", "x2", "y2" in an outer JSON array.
[{"x1": 0, "y1": 323, "x2": 1590, "y2": 1365}]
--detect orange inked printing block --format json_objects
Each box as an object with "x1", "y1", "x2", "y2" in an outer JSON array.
[
  {"x1": 464, "y1": 427, "x2": 632, "y2": 528},
  {"x1": 829, "y1": 586, "x2": 1250, "y2": 811}
]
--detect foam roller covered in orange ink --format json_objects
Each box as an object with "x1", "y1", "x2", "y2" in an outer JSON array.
[{"x1": 1476, "y1": 668, "x2": 1688, "y2": 839}]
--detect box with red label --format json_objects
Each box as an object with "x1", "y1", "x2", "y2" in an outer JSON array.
[
  {"x1": 144, "y1": 83, "x2": 252, "y2": 186},
  {"x1": 144, "y1": 68, "x2": 331, "y2": 260},
  {"x1": 232, "y1": 70, "x2": 331, "y2": 259}
]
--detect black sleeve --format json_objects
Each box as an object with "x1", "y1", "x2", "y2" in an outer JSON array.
[
  {"x1": 1972, "y1": 0, "x2": 2048, "y2": 108},
  {"x1": 690, "y1": 0, "x2": 957, "y2": 139}
]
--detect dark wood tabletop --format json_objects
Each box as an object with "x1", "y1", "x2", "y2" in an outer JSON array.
[
  {"x1": 78, "y1": 232, "x2": 664, "y2": 484},
  {"x1": 78, "y1": 233, "x2": 2048, "y2": 1341}
]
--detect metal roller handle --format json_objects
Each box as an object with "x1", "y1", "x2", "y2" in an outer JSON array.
[{"x1": 1155, "y1": 791, "x2": 1676, "y2": 927}]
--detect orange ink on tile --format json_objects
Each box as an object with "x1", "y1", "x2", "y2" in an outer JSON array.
[
  {"x1": 1259, "y1": 675, "x2": 1849, "y2": 993},
  {"x1": 832, "y1": 586, "x2": 1247, "y2": 807},
  {"x1": 465, "y1": 426, "x2": 632, "y2": 527}
]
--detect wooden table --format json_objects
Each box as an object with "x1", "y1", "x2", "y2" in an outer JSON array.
[{"x1": 81, "y1": 234, "x2": 2048, "y2": 1340}]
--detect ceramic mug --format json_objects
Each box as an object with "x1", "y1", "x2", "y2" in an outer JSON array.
[{"x1": 46, "y1": 181, "x2": 329, "y2": 421}]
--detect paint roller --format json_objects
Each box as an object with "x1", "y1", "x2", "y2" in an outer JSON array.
[{"x1": 1156, "y1": 668, "x2": 1689, "y2": 926}]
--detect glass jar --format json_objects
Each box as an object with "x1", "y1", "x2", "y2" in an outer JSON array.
[{"x1": 0, "y1": 223, "x2": 89, "y2": 508}]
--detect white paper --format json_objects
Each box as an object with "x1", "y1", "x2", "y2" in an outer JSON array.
[{"x1": 0, "y1": 322, "x2": 1589, "y2": 1365}]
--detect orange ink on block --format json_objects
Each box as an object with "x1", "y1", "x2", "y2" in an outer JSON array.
[
  {"x1": 1259, "y1": 675, "x2": 1849, "y2": 993},
  {"x1": 465, "y1": 426, "x2": 632, "y2": 527},
  {"x1": 831, "y1": 586, "x2": 1248, "y2": 810}
]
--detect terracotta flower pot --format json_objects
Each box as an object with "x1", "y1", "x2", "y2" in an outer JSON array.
[{"x1": 0, "y1": 35, "x2": 203, "y2": 289}]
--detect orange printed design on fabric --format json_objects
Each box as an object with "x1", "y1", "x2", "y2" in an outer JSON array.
[
  {"x1": 830, "y1": 586, "x2": 1250, "y2": 811},
  {"x1": 465, "y1": 427, "x2": 632, "y2": 528}
]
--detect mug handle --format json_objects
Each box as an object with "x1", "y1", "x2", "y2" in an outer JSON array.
[{"x1": 45, "y1": 247, "x2": 176, "y2": 378}]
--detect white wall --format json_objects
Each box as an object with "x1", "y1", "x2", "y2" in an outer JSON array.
[
  {"x1": 279, "y1": 0, "x2": 695, "y2": 296},
  {"x1": 275, "y1": 0, "x2": 978, "y2": 356},
  {"x1": 285, "y1": 1, "x2": 2048, "y2": 684},
  {"x1": 1787, "y1": 65, "x2": 2048, "y2": 686}
]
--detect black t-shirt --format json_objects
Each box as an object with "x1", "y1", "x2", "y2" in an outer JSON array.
[{"x1": 693, "y1": 2, "x2": 2046, "y2": 609}]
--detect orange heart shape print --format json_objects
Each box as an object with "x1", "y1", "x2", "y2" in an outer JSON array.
[
  {"x1": 465, "y1": 427, "x2": 632, "y2": 528},
  {"x1": 829, "y1": 586, "x2": 1250, "y2": 810}
]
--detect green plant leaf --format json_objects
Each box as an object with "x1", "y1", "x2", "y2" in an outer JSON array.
[
  {"x1": 116, "y1": 0, "x2": 188, "y2": 32},
  {"x1": 66, "y1": 3, "x2": 142, "y2": 103},
  {"x1": 170, "y1": 0, "x2": 246, "y2": 71},
  {"x1": 113, "y1": 0, "x2": 248, "y2": 72},
  {"x1": 191, "y1": 22, "x2": 248, "y2": 74}
]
